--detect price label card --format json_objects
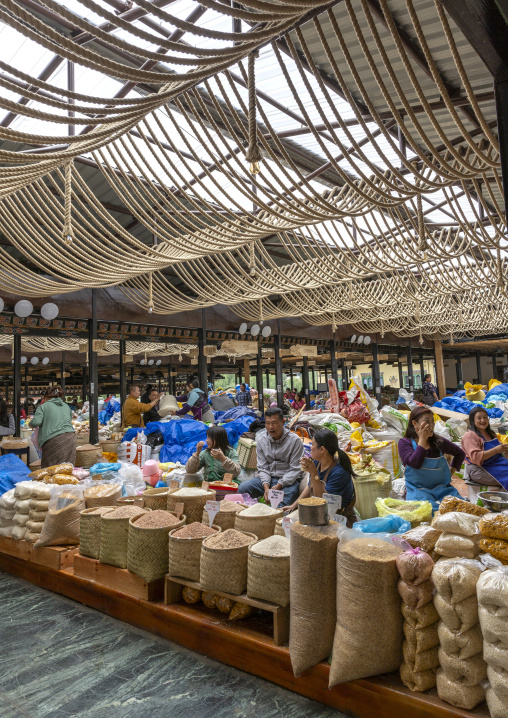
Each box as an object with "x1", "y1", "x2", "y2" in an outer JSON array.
[
  {"x1": 323, "y1": 492, "x2": 342, "y2": 512},
  {"x1": 169, "y1": 479, "x2": 180, "y2": 491},
  {"x1": 223, "y1": 473, "x2": 233, "y2": 484},
  {"x1": 268, "y1": 489, "x2": 285, "y2": 509},
  {"x1": 282, "y1": 516, "x2": 292, "y2": 538},
  {"x1": 205, "y1": 500, "x2": 221, "y2": 527},
  {"x1": 174, "y1": 502, "x2": 185, "y2": 519}
]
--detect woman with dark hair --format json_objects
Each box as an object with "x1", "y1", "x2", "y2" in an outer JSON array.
[
  {"x1": 422, "y1": 373, "x2": 439, "y2": 405},
  {"x1": 174, "y1": 379, "x2": 214, "y2": 423},
  {"x1": 285, "y1": 427, "x2": 357, "y2": 526},
  {"x1": 29, "y1": 385, "x2": 76, "y2": 467},
  {"x1": 291, "y1": 391, "x2": 306, "y2": 411},
  {"x1": 186, "y1": 425, "x2": 241, "y2": 483},
  {"x1": 398, "y1": 406, "x2": 464, "y2": 511},
  {"x1": 0, "y1": 398, "x2": 15, "y2": 436},
  {"x1": 461, "y1": 406, "x2": 508, "y2": 489}
]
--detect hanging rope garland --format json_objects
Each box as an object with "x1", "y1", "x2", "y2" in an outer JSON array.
[
  {"x1": 246, "y1": 52, "x2": 262, "y2": 175},
  {"x1": 63, "y1": 161, "x2": 74, "y2": 246}
]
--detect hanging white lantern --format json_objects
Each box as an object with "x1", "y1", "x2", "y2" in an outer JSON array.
[
  {"x1": 261, "y1": 325, "x2": 272, "y2": 337},
  {"x1": 0, "y1": 298, "x2": 4, "y2": 313},
  {"x1": 250, "y1": 324, "x2": 260, "y2": 337},
  {"x1": 20, "y1": 356, "x2": 27, "y2": 365},
  {"x1": 30, "y1": 357, "x2": 39, "y2": 365},
  {"x1": 239, "y1": 323, "x2": 247, "y2": 335},
  {"x1": 148, "y1": 359, "x2": 154, "y2": 365},
  {"x1": 357, "y1": 336, "x2": 364, "y2": 344},
  {"x1": 363, "y1": 336, "x2": 371, "y2": 345},
  {"x1": 14, "y1": 300, "x2": 33, "y2": 318},
  {"x1": 140, "y1": 359, "x2": 145, "y2": 366},
  {"x1": 40, "y1": 303, "x2": 59, "y2": 321},
  {"x1": 156, "y1": 360, "x2": 162, "y2": 366},
  {"x1": 42, "y1": 357, "x2": 50, "y2": 365}
]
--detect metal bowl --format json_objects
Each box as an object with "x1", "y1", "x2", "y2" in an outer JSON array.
[
  {"x1": 298, "y1": 500, "x2": 329, "y2": 526},
  {"x1": 478, "y1": 491, "x2": 508, "y2": 512}
]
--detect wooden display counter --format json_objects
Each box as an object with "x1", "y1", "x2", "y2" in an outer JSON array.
[{"x1": 0, "y1": 548, "x2": 489, "y2": 718}]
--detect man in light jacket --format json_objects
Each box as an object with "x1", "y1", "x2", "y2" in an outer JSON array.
[{"x1": 237, "y1": 407, "x2": 303, "y2": 506}]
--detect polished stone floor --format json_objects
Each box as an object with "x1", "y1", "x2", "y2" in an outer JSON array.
[{"x1": 0, "y1": 572, "x2": 345, "y2": 718}]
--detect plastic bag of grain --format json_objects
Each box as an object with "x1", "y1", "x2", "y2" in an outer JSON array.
[
  {"x1": 127, "y1": 510, "x2": 186, "y2": 582},
  {"x1": 328, "y1": 531, "x2": 403, "y2": 686},
  {"x1": 434, "y1": 532, "x2": 480, "y2": 559},
  {"x1": 84, "y1": 483, "x2": 122, "y2": 509},
  {"x1": 200, "y1": 529, "x2": 257, "y2": 595},
  {"x1": 201, "y1": 500, "x2": 247, "y2": 531},
  {"x1": 477, "y1": 555, "x2": 508, "y2": 716},
  {"x1": 34, "y1": 485, "x2": 86, "y2": 548},
  {"x1": 167, "y1": 487, "x2": 215, "y2": 524},
  {"x1": 247, "y1": 535, "x2": 290, "y2": 606},
  {"x1": 168, "y1": 522, "x2": 219, "y2": 581},
  {"x1": 235, "y1": 502, "x2": 283, "y2": 541},
  {"x1": 433, "y1": 511, "x2": 481, "y2": 537},
  {"x1": 289, "y1": 521, "x2": 340, "y2": 677},
  {"x1": 79, "y1": 507, "x2": 115, "y2": 559},
  {"x1": 99, "y1": 505, "x2": 147, "y2": 568}
]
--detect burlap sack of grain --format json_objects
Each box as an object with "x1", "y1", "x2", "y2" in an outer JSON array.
[
  {"x1": 167, "y1": 489, "x2": 215, "y2": 524},
  {"x1": 167, "y1": 524, "x2": 221, "y2": 582},
  {"x1": 99, "y1": 507, "x2": 147, "y2": 568},
  {"x1": 399, "y1": 662, "x2": 436, "y2": 692},
  {"x1": 436, "y1": 669, "x2": 485, "y2": 710},
  {"x1": 79, "y1": 507, "x2": 115, "y2": 559},
  {"x1": 329, "y1": 533, "x2": 403, "y2": 686},
  {"x1": 127, "y1": 511, "x2": 186, "y2": 582},
  {"x1": 235, "y1": 509, "x2": 283, "y2": 541},
  {"x1": 199, "y1": 530, "x2": 257, "y2": 595},
  {"x1": 477, "y1": 559, "x2": 508, "y2": 712},
  {"x1": 247, "y1": 540, "x2": 290, "y2": 606},
  {"x1": 289, "y1": 521, "x2": 339, "y2": 677}
]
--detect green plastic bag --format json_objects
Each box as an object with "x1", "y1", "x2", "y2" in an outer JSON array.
[{"x1": 375, "y1": 497, "x2": 432, "y2": 526}]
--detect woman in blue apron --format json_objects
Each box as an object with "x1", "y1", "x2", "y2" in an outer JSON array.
[
  {"x1": 461, "y1": 407, "x2": 508, "y2": 490},
  {"x1": 398, "y1": 406, "x2": 465, "y2": 512}
]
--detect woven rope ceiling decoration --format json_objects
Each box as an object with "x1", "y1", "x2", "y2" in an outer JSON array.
[{"x1": 0, "y1": 0, "x2": 505, "y2": 341}]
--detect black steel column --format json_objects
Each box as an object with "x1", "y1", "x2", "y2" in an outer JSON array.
[
  {"x1": 89, "y1": 290, "x2": 99, "y2": 445},
  {"x1": 406, "y1": 342, "x2": 414, "y2": 393},
  {"x1": 119, "y1": 340, "x2": 126, "y2": 424},
  {"x1": 341, "y1": 359, "x2": 347, "y2": 390},
  {"x1": 289, "y1": 367, "x2": 294, "y2": 391},
  {"x1": 209, "y1": 364, "x2": 214, "y2": 390},
  {"x1": 13, "y1": 334, "x2": 21, "y2": 437},
  {"x1": 311, "y1": 366, "x2": 316, "y2": 392},
  {"x1": 198, "y1": 309, "x2": 207, "y2": 396},
  {"x1": 476, "y1": 352, "x2": 483, "y2": 385},
  {"x1": 492, "y1": 354, "x2": 497, "y2": 381},
  {"x1": 329, "y1": 339, "x2": 338, "y2": 385},
  {"x1": 456, "y1": 356, "x2": 463, "y2": 385},
  {"x1": 60, "y1": 351, "x2": 66, "y2": 394},
  {"x1": 302, "y1": 356, "x2": 311, "y2": 410},
  {"x1": 256, "y1": 346, "x2": 264, "y2": 416},
  {"x1": 24, "y1": 366, "x2": 29, "y2": 414},
  {"x1": 372, "y1": 342, "x2": 382, "y2": 406},
  {"x1": 419, "y1": 355, "x2": 425, "y2": 390},
  {"x1": 398, "y1": 356, "x2": 404, "y2": 389},
  {"x1": 265, "y1": 367, "x2": 270, "y2": 389},
  {"x1": 82, "y1": 364, "x2": 87, "y2": 403},
  {"x1": 274, "y1": 328, "x2": 283, "y2": 408}
]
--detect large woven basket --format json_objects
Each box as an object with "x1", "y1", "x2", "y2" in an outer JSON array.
[
  {"x1": 99, "y1": 507, "x2": 147, "y2": 568},
  {"x1": 201, "y1": 503, "x2": 247, "y2": 531},
  {"x1": 353, "y1": 471, "x2": 392, "y2": 520},
  {"x1": 75, "y1": 444, "x2": 102, "y2": 469},
  {"x1": 79, "y1": 507, "x2": 115, "y2": 559},
  {"x1": 127, "y1": 511, "x2": 186, "y2": 583},
  {"x1": 234, "y1": 509, "x2": 283, "y2": 541},
  {"x1": 200, "y1": 530, "x2": 257, "y2": 595},
  {"x1": 84, "y1": 485, "x2": 122, "y2": 509},
  {"x1": 247, "y1": 543, "x2": 290, "y2": 606},
  {"x1": 100, "y1": 439, "x2": 121, "y2": 454},
  {"x1": 1, "y1": 439, "x2": 29, "y2": 450},
  {"x1": 237, "y1": 438, "x2": 257, "y2": 469},
  {"x1": 168, "y1": 524, "x2": 221, "y2": 581},
  {"x1": 142, "y1": 487, "x2": 169, "y2": 511},
  {"x1": 167, "y1": 489, "x2": 215, "y2": 525}
]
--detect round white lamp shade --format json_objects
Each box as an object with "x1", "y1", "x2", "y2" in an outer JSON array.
[
  {"x1": 20, "y1": 356, "x2": 27, "y2": 365},
  {"x1": 41, "y1": 303, "x2": 59, "y2": 321},
  {"x1": 350, "y1": 334, "x2": 357, "y2": 343},
  {"x1": 0, "y1": 298, "x2": 4, "y2": 313},
  {"x1": 14, "y1": 300, "x2": 33, "y2": 318},
  {"x1": 363, "y1": 336, "x2": 371, "y2": 345},
  {"x1": 250, "y1": 324, "x2": 260, "y2": 337},
  {"x1": 140, "y1": 359, "x2": 145, "y2": 366},
  {"x1": 357, "y1": 335, "x2": 364, "y2": 344},
  {"x1": 42, "y1": 357, "x2": 50, "y2": 365},
  {"x1": 148, "y1": 359, "x2": 154, "y2": 365},
  {"x1": 261, "y1": 325, "x2": 272, "y2": 337},
  {"x1": 30, "y1": 357, "x2": 39, "y2": 365},
  {"x1": 156, "y1": 359, "x2": 162, "y2": 366},
  {"x1": 239, "y1": 323, "x2": 247, "y2": 335}
]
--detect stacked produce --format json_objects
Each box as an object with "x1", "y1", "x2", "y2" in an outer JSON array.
[
  {"x1": 0, "y1": 488, "x2": 16, "y2": 537},
  {"x1": 26, "y1": 483, "x2": 51, "y2": 543},
  {"x1": 329, "y1": 535, "x2": 403, "y2": 686},
  {"x1": 477, "y1": 557, "x2": 508, "y2": 718},
  {"x1": 432, "y1": 558, "x2": 486, "y2": 709},
  {"x1": 397, "y1": 546, "x2": 439, "y2": 692},
  {"x1": 181, "y1": 586, "x2": 254, "y2": 621},
  {"x1": 479, "y1": 514, "x2": 508, "y2": 564},
  {"x1": 29, "y1": 464, "x2": 79, "y2": 485},
  {"x1": 433, "y1": 511, "x2": 482, "y2": 560},
  {"x1": 401, "y1": 525, "x2": 441, "y2": 560},
  {"x1": 11, "y1": 482, "x2": 35, "y2": 540}
]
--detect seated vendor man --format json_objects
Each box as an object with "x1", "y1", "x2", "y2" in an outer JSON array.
[{"x1": 237, "y1": 407, "x2": 303, "y2": 506}]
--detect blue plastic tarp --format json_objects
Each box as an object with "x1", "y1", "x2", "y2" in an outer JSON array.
[
  {"x1": 121, "y1": 428, "x2": 145, "y2": 442},
  {"x1": 0, "y1": 454, "x2": 31, "y2": 496},
  {"x1": 354, "y1": 515, "x2": 411, "y2": 534},
  {"x1": 145, "y1": 416, "x2": 254, "y2": 464},
  {"x1": 453, "y1": 390, "x2": 466, "y2": 398},
  {"x1": 98, "y1": 410, "x2": 109, "y2": 425},
  {"x1": 213, "y1": 406, "x2": 257, "y2": 423},
  {"x1": 434, "y1": 396, "x2": 503, "y2": 418},
  {"x1": 485, "y1": 383, "x2": 508, "y2": 401}
]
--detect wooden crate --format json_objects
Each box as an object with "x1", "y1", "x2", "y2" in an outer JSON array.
[
  {"x1": 0, "y1": 536, "x2": 32, "y2": 560},
  {"x1": 74, "y1": 555, "x2": 165, "y2": 601},
  {"x1": 164, "y1": 575, "x2": 289, "y2": 646},
  {"x1": 31, "y1": 545, "x2": 78, "y2": 571}
]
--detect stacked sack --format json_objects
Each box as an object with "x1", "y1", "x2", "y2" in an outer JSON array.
[
  {"x1": 432, "y1": 557, "x2": 486, "y2": 709},
  {"x1": 11, "y1": 481, "x2": 39, "y2": 540},
  {"x1": 25, "y1": 483, "x2": 51, "y2": 543},
  {"x1": 477, "y1": 556, "x2": 508, "y2": 718},
  {"x1": 479, "y1": 513, "x2": 508, "y2": 564},
  {"x1": 0, "y1": 488, "x2": 16, "y2": 537},
  {"x1": 397, "y1": 546, "x2": 440, "y2": 692},
  {"x1": 433, "y1": 510, "x2": 482, "y2": 560}
]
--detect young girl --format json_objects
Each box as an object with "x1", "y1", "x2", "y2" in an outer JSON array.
[{"x1": 186, "y1": 425, "x2": 241, "y2": 484}]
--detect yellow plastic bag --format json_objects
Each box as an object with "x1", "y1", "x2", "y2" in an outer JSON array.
[
  {"x1": 497, "y1": 434, "x2": 508, "y2": 445},
  {"x1": 464, "y1": 383, "x2": 485, "y2": 402},
  {"x1": 488, "y1": 378, "x2": 501, "y2": 391},
  {"x1": 376, "y1": 497, "x2": 433, "y2": 526},
  {"x1": 350, "y1": 430, "x2": 364, "y2": 449}
]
